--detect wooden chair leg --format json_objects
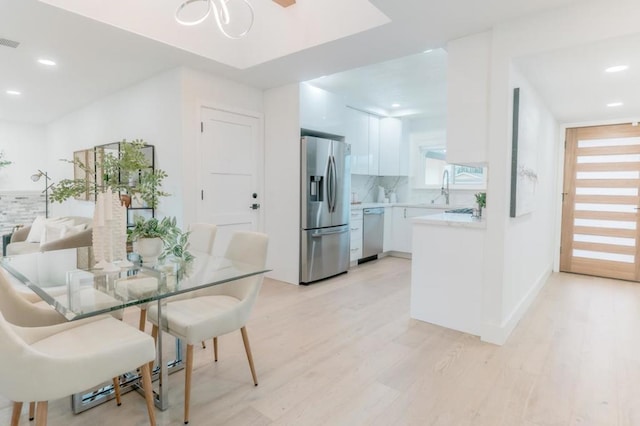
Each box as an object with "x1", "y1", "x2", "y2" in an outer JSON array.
[
  {"x1": 184, "y1": 344, "x2": 194, "y2": 424},
  {"x1": 11, "y1": 402, "x2": 22, "y2": 426},
  {"x1": 213, "y1": 337, "x2": 218, "y2": 362},
  {"x1": 140, "y1": 363, "x2": 156, "y2": 426},
  {"x1": 149, "y1": 324, "x2": 158, "y2": 372},
  {"x1": 113, "y1": 377, "x2": 122, "y2": 406},
  {"x1": 240, "y1": 327, "x2": 258, "y2": 386},
  {"x1": 139, "y1": 308, "x2": 147, "y2": 331},
  {"x1": 35, "y1": 402, "x2": 47, "y2": 426},
  {"x1": 29, "y1": 401, "x2": 35, "y2": 421}
]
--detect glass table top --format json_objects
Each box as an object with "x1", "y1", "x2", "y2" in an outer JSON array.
[{"x1": 0, "y1": 247, "x2": 269, "y2": 320}]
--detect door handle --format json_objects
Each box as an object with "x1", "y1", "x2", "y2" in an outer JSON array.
[{"x1": 250, "y1": 203, "x2": 260, "y2": 210}]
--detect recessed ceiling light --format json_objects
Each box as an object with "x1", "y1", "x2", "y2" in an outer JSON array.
[
  {"x1": 605, "y1": 65, "x2": 628, "y2": 73},
  {"x1": 6, "y1": 90, "x2": 21, "y2": 96},
  {"x1": 423, "y1": 49, "x2": 433, "y2": 54},
  {"x1": 392, "y1": 103, "x2": 401, "y2": 108},
  {"x1": 37, "y1": 58, "x2": 57, "y2": 66},
  {"x1": 607, "y1": 102, "x2": 623, "y2": 107}
]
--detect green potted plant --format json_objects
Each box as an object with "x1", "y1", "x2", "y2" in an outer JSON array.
[
  {"x1": 50, "y1": 139, "x2": 169, "y2": 208},
  {"x1": 128, "y1": 216, "x2": 194, "y2": 272},
  {"x1": 128, "y1": 216, "x2": 171, "y2": 266},
  {"x1": 474, "y1": 192, "x2": 486, "y2": 218},
  {"x1": 158, "y1": 221, "x2": 195, "y2": 279}
]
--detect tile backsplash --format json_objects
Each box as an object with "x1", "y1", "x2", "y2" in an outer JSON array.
[
  {"x1": 351, "y1": 175, "x2": 409, "y2": 203},
  {"x1": 351, "y1": 174, "x2": 480, "y2": 207},
  {"x1": 0, "y1": 191, "x2": 45, "y2": 235}
]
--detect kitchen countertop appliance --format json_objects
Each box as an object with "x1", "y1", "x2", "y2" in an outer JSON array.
[{"x1": 300, "y1": 136, "x2": 351, "y2": 284}]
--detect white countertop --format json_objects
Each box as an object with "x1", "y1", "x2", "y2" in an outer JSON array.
[
  {"x1": 412, "y1": 212, "x2": 486, "y2": 229},
  {"x1": 350, "y1": 202, "x2": 468, "y2": 210}
]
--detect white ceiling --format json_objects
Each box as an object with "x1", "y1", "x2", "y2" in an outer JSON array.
[
  {"x1": 515, "y1": 32, "x2": 640, "y2": 123},
  {"x1": 1, "y1": 0, "x2": 588, "y2": 125},
  {"x1": 39, "y1": 0, "x2": 391, "y2": 69},
  {"x1": 307, "y1": 49, "x2": 448, "y2": 118}
]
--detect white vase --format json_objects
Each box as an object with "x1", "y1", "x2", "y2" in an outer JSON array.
[
  {"x1": 92, "y1": 190, "x2": 127, "y2": 266},
  {"x1": 133, "y1": 237, "x2": 164, "y2": 267}
]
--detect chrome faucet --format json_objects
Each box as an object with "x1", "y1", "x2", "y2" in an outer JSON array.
[{"x1": 441, "y1": 169, "x2": 450, "y2": 205}]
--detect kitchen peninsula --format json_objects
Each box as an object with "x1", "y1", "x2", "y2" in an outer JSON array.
[{"x1": 410, "y1": 212, "x2": 486, "y2": 336}]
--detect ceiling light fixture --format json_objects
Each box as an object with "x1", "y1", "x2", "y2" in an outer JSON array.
[
  {"x1": 392, "y1": 103, "x2": 401, "y2": 108},
  {"x1": 423, "y1": 49, "x2": 433, "y2": 54},
  {"x1": 6, "y1": 90, "x2": 21, "y2": 96},
  {"x1": 605, "y1": 65, "x2": 628, "y2": 73},
  {"x1": 37, "y1": 58, "x2": 56, "y2": 66},
  {"x1": 175, "y1": 0, "x2": 254, "y2": 39},
  {"x1": 607, "y1": 102, "x2": 623, "y2": 107}
]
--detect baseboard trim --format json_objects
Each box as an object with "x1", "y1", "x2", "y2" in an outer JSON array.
[{"x1": 481, "y1": 266, "x2": 552, "y2": 345}]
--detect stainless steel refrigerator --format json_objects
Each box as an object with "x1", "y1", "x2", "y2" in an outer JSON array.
[{"x1": 300, "y1": 136, "x2": 351, "y2": 284}]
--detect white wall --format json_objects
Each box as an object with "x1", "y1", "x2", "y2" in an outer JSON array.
[
  {"x1": 264, "y1": 84, "x2": 301, "y2": 284},
  {"x1": 0, "y1": 120, "x2": 47, "y2": 191},
  {"x1": 501, "y1": 66, "x2": 559, "y2": 332},
  {"x1": 46, "y1": 68, "x2": 183, "y2": 220}
]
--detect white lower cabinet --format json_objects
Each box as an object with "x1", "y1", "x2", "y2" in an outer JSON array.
[
  {"x1": 350, "y1": 209, "x2": 363, "y2": 262},
  {"x1": 383, "y1": 207, "x2": 392, "y2": 252},
  {"x1": 391, "y1": 207, "x2": 447, "y2": 253}
]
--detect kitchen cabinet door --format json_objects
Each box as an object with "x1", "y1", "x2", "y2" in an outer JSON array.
[
  {"x1": 345, "y1": 107, "x2": 370, "y2": 175},
  {"x1": 299, "y1": 83, "x2": 346, "y2": 136},
  {"x1": 383, "y1": 206, "x2": 393, "y2": 252},
  {"x1": 368, "y1": 115, "x2": 380, "y2": 176},
  {"x1": 378, "y1": 117, "x2": 402, "y2": 176},
  {"x1": 392, "y1": 207, "x2": 445, "y2": 253},
  {"x1": 391, "y1": 207, "x2": 411, "y2": 253},
  {"x1": 350, "y1": 209, "x2": 364, "y2": 262}
]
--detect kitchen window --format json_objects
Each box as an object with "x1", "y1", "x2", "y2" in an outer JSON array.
[{"x1": 420, "y1": 147, "x2": 486, "y2": 189}]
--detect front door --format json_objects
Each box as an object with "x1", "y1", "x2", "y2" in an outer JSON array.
[
  {"x1": 560, "y1": 123, "x2": 640, "y2": 281},
  {"x1": 198, "y1": 107, "x2": 262, "y2": 256}
]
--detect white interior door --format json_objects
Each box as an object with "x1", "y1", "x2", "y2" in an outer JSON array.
[{"x1": 199, "y1": 107, "x2": 262, "y2": 256}]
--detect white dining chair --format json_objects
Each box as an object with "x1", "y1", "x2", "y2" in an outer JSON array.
[
  {"x1": 137, "y1": 223, "x2": 217, "y2": 332},
  {"x1": 147, "y1": 231, "x2": 268, "y2": 424},
  {"x1": 0, "y1": 312, "x2": 157, "y2": 426},
  {"x1": 0, "y1": 268, "x2": 134, "y2": 422}
]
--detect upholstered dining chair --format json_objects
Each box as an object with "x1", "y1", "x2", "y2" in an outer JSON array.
[
  {"x1": 0, "y1": 268, "x2": 69, "y2": 423},
  {"x1": 0, "y1": 268, "x2": 135, "y2": 422},
  {"x1": 137, "y1": 223, "x2": 217, "y2": 332},
  {"x1": 147, "y1": 231, "x2": 268, "y2": 424},
  {"x1": 0, "y1": 312, "x2": 157, "y2": 426}
]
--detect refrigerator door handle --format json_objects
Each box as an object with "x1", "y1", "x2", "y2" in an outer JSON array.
[
  {"x1": 330, "y1": 155, "x2": 337, "y2": 212},
  {"x1": 325, "y1": 157, "x2": 332, "y2": 213},
  {"x1": 327, "y1": 156, "x2": 335, "y2": 213}
]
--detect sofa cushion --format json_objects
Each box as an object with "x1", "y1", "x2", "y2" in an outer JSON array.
[
  {"x1": 40, "y1": 222, "x2": 84, "y2": 247},
  {"x1": 6, "y1": 242, "x2": 39, "y2": 256},
  {"x1": 26, "y1": 217, "x2": 71, "y2": 243}
]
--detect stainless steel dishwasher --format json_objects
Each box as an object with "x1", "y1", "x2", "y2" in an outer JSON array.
[{"x1": 362, "y1": 208, "x2": 384, "y2": 261}]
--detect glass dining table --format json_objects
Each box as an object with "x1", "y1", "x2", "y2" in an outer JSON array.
[{"x1": 0, "y1": 247, "x2": 269, "y2": 413}]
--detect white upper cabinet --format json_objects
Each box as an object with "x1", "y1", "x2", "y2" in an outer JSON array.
[
  {"x1": 368, "y1": 115, "x2": 380, "y2": 176},
  {"x1": 378, "y1": 117, "x2": 406, "y2": 176},
  {"x1": 345, "y1": 109, "x2": 408, "y2": 176},
  {"x1": 446, "y1": 31, "x2": 491, "y2": 165},
  {"x1": 299, "y1": 83, "x2": 346, "y2": 136},
  {"x1": 345, "y1": 107, "x2": 369, "y2": 174}
]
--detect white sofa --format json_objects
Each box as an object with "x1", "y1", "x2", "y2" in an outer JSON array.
[{"x1": 7, "y1": 216, "x2": 93, "y2": 256}]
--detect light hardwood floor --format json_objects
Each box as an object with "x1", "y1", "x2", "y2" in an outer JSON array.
[{"x1": 3, "y1": 256, "x2": 640, "y2": 425}]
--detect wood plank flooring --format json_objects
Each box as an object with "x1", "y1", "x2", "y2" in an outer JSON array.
[{"x1": 3, "y1": 257, "x2": 640, "y2": 425}]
